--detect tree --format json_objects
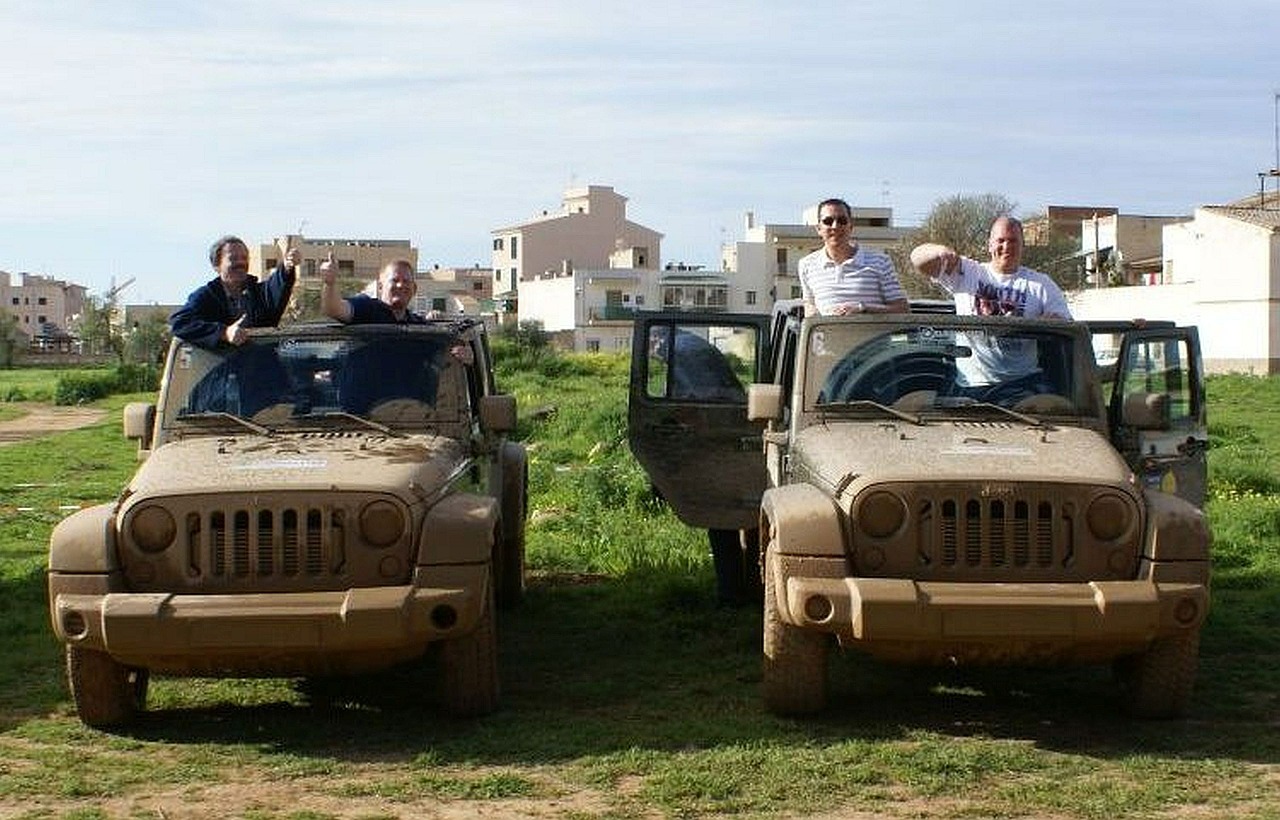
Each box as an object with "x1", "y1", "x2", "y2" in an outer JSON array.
[
  {"x1": 124, "y1": 313, "x2": 171, "y2": 365},
  {"x1": 889, "y1": 193, "x2": 1016, "y2": 298},
  {"x1": 0, "y1": 310, "x2": 19, "y2": 368},
  {"x1": 888, "y1": 193, "x2": 1079, "y2": 297},
  {"x1": 72, "y1": 294, "x2": 125, "y2": 362}
]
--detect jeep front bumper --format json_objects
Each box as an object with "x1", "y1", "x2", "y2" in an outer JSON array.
[
  {"x1": 776, "y1": 564, "x2": 1207, "y2": 662},
  {"x1": 49, "y1": 564, "x2": 488, "y2": 673}
]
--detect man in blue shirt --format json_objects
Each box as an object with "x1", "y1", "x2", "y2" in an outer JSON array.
[
  {"x1": 170, "y1": 235, "x2": 299, "y2": 348},
  {"x1": 321, "y1": 254, "x2": 426, "y2": 324}
]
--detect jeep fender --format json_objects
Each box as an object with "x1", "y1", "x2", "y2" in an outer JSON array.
[
  {"x1": 48, "y1": 503, "x2": 120, "y2": 574},
  {"x1": 760, "y1": 484, "x2": 844, "y2": 557},
  {"x1": 418, "y1": 493, "x2": 499, "y2": 565},
  {"x1": 1142, "y1": 489, "x2": 1211, "y2": 563}
]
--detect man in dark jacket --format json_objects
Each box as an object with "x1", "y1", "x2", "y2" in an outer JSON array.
[{"x1": 169, "y1": 235, "x2": 299, "y2": 348}]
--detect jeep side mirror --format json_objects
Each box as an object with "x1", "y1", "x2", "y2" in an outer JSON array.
[
  {"x1": 480, "y1": 394, "x2": 517, "y2": 434},
  {"x1": 123, "y1": 402, "x2": 156, "y2": 457},
  {"x1": 747, "y1": 384, "x2": 783, "y2": 421},
  {"x1": 1121, "y1": 392, "x2": 1170, "y2": 430}
]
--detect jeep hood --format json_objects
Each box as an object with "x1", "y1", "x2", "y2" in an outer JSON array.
[
  {"x1": 793, "y1": 421, "x2": 1135, "y2": 489},
  {"x1": 125, "y1": 433, "x2": 468, "y2": 500}
]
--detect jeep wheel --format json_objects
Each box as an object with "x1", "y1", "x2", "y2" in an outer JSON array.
[
  {"x1": 1115, "y1": 628, "x2": 1200, "y2": 719},
  {"x1": 438, "y1": 584, "x2": 500, "y2": 717},
  {"x1": 67, "y1": 647, "x2": 148, "y2": 728},
  {"x1": 762, "y1": 549, "x2": 829, "y2": 715}
]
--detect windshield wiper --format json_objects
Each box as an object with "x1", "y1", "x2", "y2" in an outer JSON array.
[
  {"x1": 175, "y1": 412, "x2": 274, "y2": 436},
  {"x1": 813, "y1": 399, "x2": 924, "y2": 426},
  {"x1": 294, "y1": 411, "x2": 403, "y2": 437},
  {"x1": 939, "y1": 398, "x2": 1053, "y2": 429}
]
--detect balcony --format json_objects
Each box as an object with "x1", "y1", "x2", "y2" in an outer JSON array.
[{"x1": 587, "y1": 305, "x2": 638, "y2": 323}]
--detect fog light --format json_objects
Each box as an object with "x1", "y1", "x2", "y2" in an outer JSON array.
[
  {"x1": 804, "y1": 594, "x2": 834, "y2": 623},
  {"x1": 63, "y1": 611, "x2": 87, "y2": 639},
  {"x1": 431, "y1": 604, "x2": 458, "y2": 630},
  {"x1": 1174, "y1": 597, "x2": 1200, "y2": 625}
]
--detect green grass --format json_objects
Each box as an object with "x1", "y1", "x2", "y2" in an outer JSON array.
[{"x1": 0, "y1": 364, "x2": 1277, "y2": 818}]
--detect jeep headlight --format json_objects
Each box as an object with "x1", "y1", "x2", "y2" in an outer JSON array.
[
  {"x1": 1086, "y1": 492, "x2": 1134, "y2": 542},
  {"x1": 859, "y1": 490, "x2": 907, "y2": 538},
  {"x1": 360, "y1": 500, "x2": 405, "y2": 546},
  {"x1": 131, "y1": 505, "x2": 176, "y2": 553}
]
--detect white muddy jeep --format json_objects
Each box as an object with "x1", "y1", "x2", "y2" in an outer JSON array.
[
  {"x1": 629, "y1": 306, "x2": 1210, "y2": 717},
  {"x1": 48, "y1": 319, "x2": 527, "y2": 727}
]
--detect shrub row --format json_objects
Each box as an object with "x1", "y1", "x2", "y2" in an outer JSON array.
[{"x1": 53, "y1": 364, "x2": 160, "y2": 405}]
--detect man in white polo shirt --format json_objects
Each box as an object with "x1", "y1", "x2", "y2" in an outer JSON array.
[{"x1": 798, "y1": 197, "x2": 908, "y2": 318}]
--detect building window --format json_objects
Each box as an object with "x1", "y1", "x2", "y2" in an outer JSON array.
[
  {"x1": 493, "y1": 238, "x2": 504, "y2": 251},
  {"x1": 473, "y1": 281, "x2": 484, "y2": 291},
  {"x1": 745, "y1": 290, "x2": 757, "y2": 305},
  {"x1": 635, "y1": 294, "x2": 645, "y2": 305},
  {"x1": 510, "y1": 236, "x2": 518, "y2": 259},
  {"x1": 790, "y1": 285, "x2": 802, "y2": 299},
  {"x1": 586, "y1": 339, "x2": 600, "y2": 353},
  {"x1": 9, "y1": 298, "x2": 16, "y2": 306},
  {"x1": 432, "y1": 298, "x2": 447, "y2": 312},
  {"x1": 37, "y1": 297, "x2": 47, "y2": 305},
  {"x1": 776, "y1": 248, "x2": 788, "y2": 274},
  {"x1": 509, "y1": 269, "x2": 517, "y2": 291}
]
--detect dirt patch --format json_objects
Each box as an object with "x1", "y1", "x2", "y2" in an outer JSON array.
[{"x1": 0, "y1": 402, "x2": 108, "y2": 446}]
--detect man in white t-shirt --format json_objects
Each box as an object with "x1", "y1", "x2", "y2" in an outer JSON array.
[
  {"x1": 910, "y1": 216, "x2": 1071, "y2": 398},
  {"x1": 798, "y1": 198, "x2": 908, "y2": 318}
]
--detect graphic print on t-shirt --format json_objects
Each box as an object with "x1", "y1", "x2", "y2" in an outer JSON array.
[{"x1": 973, "y1": 281, "x2": 1027, "y2": 316}]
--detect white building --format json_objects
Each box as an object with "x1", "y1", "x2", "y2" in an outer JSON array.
[
  {"x1": 1069, "y1": 197, "x2": 1280, "y2": 374},
  {"x1": 719, "y1": 206, "x2": 910, "y2": 314}
]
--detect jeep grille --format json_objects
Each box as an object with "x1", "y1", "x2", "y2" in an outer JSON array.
[
  {"x1": 120, "y1": 493, "x2": 412, "y2": 592},
  {"x1": 855, "y1": 483, "x2": 1141, "y2": 582}
]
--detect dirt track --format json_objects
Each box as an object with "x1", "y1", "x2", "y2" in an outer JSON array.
[{"x1": 0, "y1": 403, "x2": 107, "y2": 446}]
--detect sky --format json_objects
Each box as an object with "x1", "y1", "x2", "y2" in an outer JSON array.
[{"x1": 3, "y1": 0, "x2": 1279, "y2": 305}]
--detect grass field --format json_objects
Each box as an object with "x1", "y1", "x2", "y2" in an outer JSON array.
[{"x1": 0, "y1": 360, "x2": 1277, "y2": 819}]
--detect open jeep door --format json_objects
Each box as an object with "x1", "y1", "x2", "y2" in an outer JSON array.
[
  {"x1": 1107, "y1": 324, "x2": 1208, "y2": 508},
  {"x1": 627, "y1": 312, "x2": 772, "y2": 531}
]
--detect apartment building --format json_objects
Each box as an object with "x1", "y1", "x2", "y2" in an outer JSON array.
[
  {"x1": 490, "y1": 185, "x2": 663, "y2": 304},
  {"x1": 0, "y1": 271, "x2": 88, "y2": 343},
  {"x1": 253, "y1": 236, "x2": 418, "y2": 282}
]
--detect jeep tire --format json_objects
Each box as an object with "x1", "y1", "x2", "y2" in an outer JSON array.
[
  {"x1": 438, "y1": 583, "x2": 500, "y2": 717},
  {"x1": 1115, "y1": 628, "x2": 1200, "y2": 718},
  {"x1": 67, "y1": 647, "x2": 149, "y2": 728},
  {"x1": 762, "y1": 546, "x2": 829, "y2": 715}
]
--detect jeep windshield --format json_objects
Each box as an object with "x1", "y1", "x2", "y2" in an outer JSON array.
[
  {"x1": 803, "y1": 317, "x2": 1088, "y2": 418},
  {"x1": 166, "y1": 326, "x2": 470, "y2": 435}
]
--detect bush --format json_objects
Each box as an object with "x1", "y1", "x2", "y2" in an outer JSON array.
[{"x1": 53, "y1": 364, "x2": 160, "y2": 405}]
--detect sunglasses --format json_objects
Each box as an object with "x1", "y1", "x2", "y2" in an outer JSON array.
[{"x1": 820, "y1": 216, "x2": 850, "y2": 226}]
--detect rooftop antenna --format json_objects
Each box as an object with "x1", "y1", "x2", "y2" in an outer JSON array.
[{"x1": 1273, "y1": 91, "x2": 1279, "y2": 201}]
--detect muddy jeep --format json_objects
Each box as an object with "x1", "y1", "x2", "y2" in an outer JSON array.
[
  {"x1": 48, "y1": 319, "x2": 527, "y2": 727},
  {"x1": 630, "y1": 307, "x2": 1210, "y2": 717}
]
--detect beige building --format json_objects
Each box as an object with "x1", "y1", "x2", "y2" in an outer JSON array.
[
  {"x1": 490, "y1": 185, "x2": 663, "y2": 304},
  {"x1": 719, "y1": 206, "x2": 909, "y2": 314},
  {"x1": 0, "y1": 271, "x2": 88, "y2": 343},
  {"x1": 414, "y1": 265, "x2": 495, "y2": 316},
  {"x1": 252, "y1": 236, "x2": 418, "y2": 283}
]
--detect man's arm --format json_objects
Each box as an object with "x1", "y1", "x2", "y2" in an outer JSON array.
[
  {"x1": 320, "y1": 251, "x2": 354, "y2": 322},
  {"x1": 910, "y1": 243, "x2": 959, "y2": 278}
]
